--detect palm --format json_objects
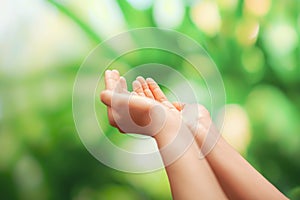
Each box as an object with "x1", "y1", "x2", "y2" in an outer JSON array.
[
  {"x1": 131, "y1": 76, "x2": 213, "y2": 142},
  {"x1": 101, "y1": 70, "x2": 182, "y2": 136}
]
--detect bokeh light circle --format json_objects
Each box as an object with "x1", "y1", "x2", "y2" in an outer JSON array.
[{"x1": 73, "y1": 28, "x2": 226, "y2": 173}]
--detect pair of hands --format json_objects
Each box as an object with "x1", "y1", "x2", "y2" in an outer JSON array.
[
  {"x1": 100, "y1": 70, "x2": 212, "y2": 143},
  {"x1": 101, "y1": 70, "x2": 289, "y2": 200}
]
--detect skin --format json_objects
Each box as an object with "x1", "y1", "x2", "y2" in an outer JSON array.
[
  {"x1": 101, "y1": 70, "x2": 227, "y2": 200},
  {"x1": 132, "y1": 75, "x2": 288, "y2": 200}
]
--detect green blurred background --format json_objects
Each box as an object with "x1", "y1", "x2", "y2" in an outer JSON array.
[{"x1": 1, "y1": 0, "x2": 300, "y2": 199}]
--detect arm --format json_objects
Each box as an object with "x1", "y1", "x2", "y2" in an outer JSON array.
[
  {"x1": 138, "y1": 77, "x2": 288, "y2": 200},
  {"x1": 101, "y1": 70, "x2": 227, "y2": 200},
  {"x1": 203, "y1": 132, "x2": 288, "y2": 200},
  {"x1": 156, "y1": 129, "x2": 227, "y2": 200}
]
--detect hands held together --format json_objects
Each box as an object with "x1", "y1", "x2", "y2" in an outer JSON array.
[
  {"x1": 100, "y1": 70, "x2": 211, "y2": 144},
  {"x1": 100, "y1": 69, "x2": 288, "y2": 200}
]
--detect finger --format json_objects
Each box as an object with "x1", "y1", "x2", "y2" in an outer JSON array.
[
  {"x1": 104, "y1": 70, "x2": 113, "y2": 90},
  {"x1": 104, "y1": 69, "x2": 120, "y2": 90},
  {"x1": 101, "y1": 90, "x2": 153, "y2": 109},
  {"x1": 111, "y1": 69, "x2": 120, "y2": 77},
  {"x1": 100, "y1": 90, "x2": 113, "y2": 106},
  {"x1": 132, "y1": 80, "x2": 145, "y2": 97},
  {"x1": 136, "y1": 76, "x2": 155, "y2": 99},
  {"x1": 115, "y1": 76, "x2": 128, "y2": 93},
  {"x1": 172, "y1": 102, "x2": 185, "y2": 111},
  {"x1": 119, "y1": 76, "x2": 128, "y2": 92},
  {"x1": 146, "y1": 78, "x2": 168, "y2": 102},
  {"x1": 111, "y1": 69, "x2": 120, "y2": 89}
]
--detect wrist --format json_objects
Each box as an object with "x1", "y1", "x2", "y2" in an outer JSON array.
[
  {"x1": 154, "y1": 122, "x2": 197, "y2": 166},
  {"x1": 153, "y1": 116, "x2": 182, "y2": 146}
]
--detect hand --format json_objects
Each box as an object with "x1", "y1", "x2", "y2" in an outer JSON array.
[
  {"x1": 132, "y1": 76, "x2": 214, "y2": 146},
  {"x1": 101, "y1": 70, "x2": 183, "y2": 139}
]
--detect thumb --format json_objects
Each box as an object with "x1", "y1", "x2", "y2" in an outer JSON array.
[
  {"x1": 101, "y1": 90, "x2": 154, "y2": 110},
  {"x1": 100, "y1": 90, "x2": 113, "y2": 106}
]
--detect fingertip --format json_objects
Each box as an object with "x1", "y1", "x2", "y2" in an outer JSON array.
[
  {"x1": 172, "y1": 102, "x2": 185, "y2": 111},
  {"x1": 111, "y1": 70, "x2": 120, "y2": 80},
  {"x1": 132, "y1": 80, "x2": 141, "y2": 88},
  {"x1": 112, "y1": 69, "x2": 119, "y2": 74},
  {"x1": 118, "y1": 76, "x2": 128, "y2": 92},
  {"x1": 105, "y1": 69, "x2": 111, "y2": 76},
  {"x1": 146, "y1": 78, "x2": 159, "y2": 88},
  {"x1": 136, "y1": 76, "x2": 144, "y2": 80},
  {"x1": 119, "y1": 76, "x2": 127, "y2": 84},
  {"x1": 146, "y1": 77, "x2": 154, "y2": 82},
  {"x1": 137, "y1": 76, "x2": 148, "y2": 85}
]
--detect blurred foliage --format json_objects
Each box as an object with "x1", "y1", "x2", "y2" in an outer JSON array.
[{"x1": 0, "y1": 0, "x2": 300, "y2": 199}]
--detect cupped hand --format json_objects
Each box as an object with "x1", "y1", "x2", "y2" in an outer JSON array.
[
  {"x1": 132, "y1": 76, "x2": 214, "y2": 145},
  {"x1": 101, "y1": 70, "x2": 183, "y2": 138}
]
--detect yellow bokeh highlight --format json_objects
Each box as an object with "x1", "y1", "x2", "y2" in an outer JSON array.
[
  {"x1": 235, "y1": 18, "x2": 260, "y2": 46},
  {"x1": 244, "y1": 0, "x2": 271, "y2": 17},
  {"x1": 190, "y1": 1, "x2": 221, "y2": 36},
  {"x1": 218, "y1": 105, "x2": 251, "y2": 154}
]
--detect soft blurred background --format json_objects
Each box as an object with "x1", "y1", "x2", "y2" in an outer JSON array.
[{"x1": 1, "y1": 0, "x2": 300, "y2": 199}]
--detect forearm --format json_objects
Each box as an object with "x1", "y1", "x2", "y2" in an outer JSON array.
[
  {"x1": 155, "y1": 125, "x2": 227, "y2": 200},
  {"x1": 197, "y1": 130, "x2": 288, "y2": 200}
]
